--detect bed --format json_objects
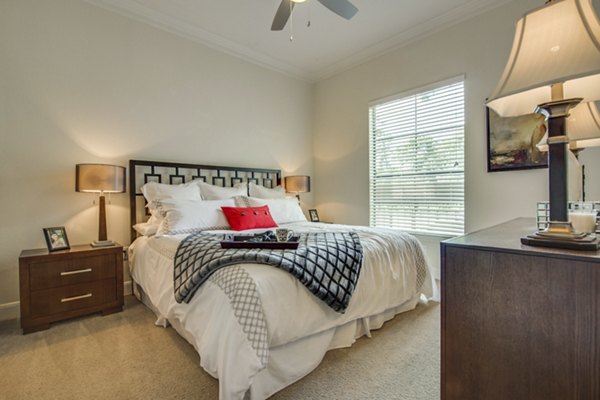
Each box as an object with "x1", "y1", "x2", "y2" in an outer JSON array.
[{"x1": 127, "y1": 159, "x2": 438, "y2": 400}]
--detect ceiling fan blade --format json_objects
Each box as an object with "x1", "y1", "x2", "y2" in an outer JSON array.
[
  {"x1": 317, "y1": 0, "x2": 358, "y2": 20},
  {"x1": 271, "y1": 0, "x2": 295, "y2": 31}
]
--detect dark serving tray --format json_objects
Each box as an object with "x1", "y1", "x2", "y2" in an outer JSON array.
[{"x1": 220, "y1": 235, "x2": 300, "y2": 250}]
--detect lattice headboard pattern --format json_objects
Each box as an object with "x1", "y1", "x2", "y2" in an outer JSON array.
[{"x1": 129, "y1": 159, "x2": 281, "y2": 242}]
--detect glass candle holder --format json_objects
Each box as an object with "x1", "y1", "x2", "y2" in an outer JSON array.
[{"x1": 569, "y1": 202, "x2": 597, "y2": 234}]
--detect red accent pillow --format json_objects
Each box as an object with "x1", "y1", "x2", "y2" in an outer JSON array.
[{"x1": 221, "y1": 206, "x2": 278, "y2": 231}]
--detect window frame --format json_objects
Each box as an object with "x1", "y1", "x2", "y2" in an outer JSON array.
[{"x1": 368, "y1": 75, "x2": 465, "y2": 237}]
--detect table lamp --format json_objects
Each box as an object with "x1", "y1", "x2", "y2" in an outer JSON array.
[
  {"x1": 76, "y1": 164, "x2": 126, "y2": 247},
  {"x1": 537, "y1": 101, "x2": 600, "y2": 153},
  {"x1": 487, "y1": 0, "x2": 600, "y2": 249},
  {"x1": 284, "y1": 175, "x2": 311, "y2": 200}
]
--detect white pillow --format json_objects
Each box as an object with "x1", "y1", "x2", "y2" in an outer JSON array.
[
  {"x1": 141, "y1": 180, "x2": 202, "y2": 203},
  {"x1": 198, "y1": 181, "x2": 247, "y2": 200},
  {"x1": 133, "y1": 221, "x2": 159, "y2": 237},
  {"x1": 145, "y1": 204, "x2": 166, "y2": 227},
  {"x1": 154, "y1": 198, "x2": 234, "y2": 236},
  {"x1": 248, "y1": 182, "x2": 286, "y2": 199},
  {"x1": 246, "y1": 197, "x2": 307, "y2": 224}
]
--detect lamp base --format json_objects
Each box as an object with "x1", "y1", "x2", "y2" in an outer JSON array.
[
  {"x1": 540, "y1": 220, "x2": 578, "y2": 237},
  {"x1": 521, "y1": 231, "x2": 599, "y2": 251},
  {"x1": 91, "y1": 240, "x2": 115, "y2": 247}
]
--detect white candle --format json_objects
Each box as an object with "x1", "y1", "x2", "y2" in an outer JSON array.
[{"x1": 569, "y1": 212, "x2": 597, "y2": 233}]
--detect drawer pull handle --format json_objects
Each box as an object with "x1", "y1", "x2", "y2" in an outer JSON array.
[
  {"x1": 61, "y1": 293, "x2": 92, "y2": 303},
  {"x1": 60, "y1": 268, "x2": 92, "y2": 276}
]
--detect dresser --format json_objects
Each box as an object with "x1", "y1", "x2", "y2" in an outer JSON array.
[
  {"x1": 441, "y1": 218, "x2": 599, "y2": 400},
  {"x1": 19, "y1": 244, "x2": 124, "y2": 334}
]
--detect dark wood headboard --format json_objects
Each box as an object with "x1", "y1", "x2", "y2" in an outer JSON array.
[{"x1": 129, "y1": 159, "x2": 281, "y2": 243}]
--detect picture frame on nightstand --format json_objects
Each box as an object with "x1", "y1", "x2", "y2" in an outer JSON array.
[
  {"x1": 308, "y1": 209, "x2": 320, "y2": 222},
  {"x1": 43, "y1": 226, "x2": 70, "y2": 252}
]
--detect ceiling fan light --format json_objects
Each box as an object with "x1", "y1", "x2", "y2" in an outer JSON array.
[{"x1": 292, "y1": 0, "x2": 306, "y2": 3}]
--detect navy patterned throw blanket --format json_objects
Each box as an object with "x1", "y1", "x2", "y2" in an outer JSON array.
[{"x1": 173, "y1": 231, "x2": 363, "y2": 313}]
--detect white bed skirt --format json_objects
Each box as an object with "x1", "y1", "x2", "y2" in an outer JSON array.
[
  {"x1": 133, "y1": 284, "x2": 427, "y2": 400},
  {"x1": 134, "y1": 282, "x2": 423, "y2": 399}
]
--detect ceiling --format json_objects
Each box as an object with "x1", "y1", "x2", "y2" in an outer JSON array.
[{"x1": 85, "y1": 0, "x2": 514, "y2": 82}]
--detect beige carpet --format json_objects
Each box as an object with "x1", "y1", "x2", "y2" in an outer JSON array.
[{"x1": 0, "y1": 296, "x2": 440, "y2": 400}]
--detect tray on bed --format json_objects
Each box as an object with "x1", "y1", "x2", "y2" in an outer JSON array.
[{"x1": 220, "y1": 235, "x2": 300, "y2": 250}]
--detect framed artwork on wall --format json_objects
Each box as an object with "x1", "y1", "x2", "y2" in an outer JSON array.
[{"x1": 486, "y1": 107, "x2": 548, "y2": 172}]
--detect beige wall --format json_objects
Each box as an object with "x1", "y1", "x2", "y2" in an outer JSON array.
[
  {"x1": 1, "y1": 0, "x2": 599, "y2": 314},
  {"x1": 312, "y1": 0, "x2": 600, "y2": 277},
  {"x1": 0, "y1": 0, "x2": 313, "y2": 311}
]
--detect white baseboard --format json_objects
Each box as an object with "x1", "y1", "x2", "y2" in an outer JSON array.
[
  {"x1": 124, "y1": 280, "x2": 132, "y2": 296},
  {"x1": 0, "y1": 280, "x2": 134, "y2": 322},
  {"x1": 0, "y1": 301, "x2": 20, "y2": 321}
]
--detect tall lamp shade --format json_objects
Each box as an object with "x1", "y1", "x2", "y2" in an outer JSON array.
[
  {"x1": 285, "y1": 175, "x2": 311, "y2": 200},
  {"x1": 487, "y1": 0, "x2": 600, "y2": 248},
  {"x1": 76, "y1": 164, "x2": 126, "y2": 246},
  {"x1": 565, "y1": 101, "x2": 600, "y2": 150},
  {"x1": 537, "y1": 101, "x2": 600, "y2": 152},
  {"x1": 487, "y1": 0, "x2": 600, "y2": 117}
]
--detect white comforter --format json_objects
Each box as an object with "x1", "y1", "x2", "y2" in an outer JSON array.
[{"x1": 129, "y1": 222, "x2": 438, "y2": 400}]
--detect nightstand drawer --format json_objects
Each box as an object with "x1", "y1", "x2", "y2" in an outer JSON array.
[
  {"x1": 29, "y1": 254, "x2": 116, "y2": 291},
  {"x1": 30, "y1": 279, "x2": 117, "y2": 318},
  {"x1": 20, "y1": 243, "x2": 124, "y2": 333}
]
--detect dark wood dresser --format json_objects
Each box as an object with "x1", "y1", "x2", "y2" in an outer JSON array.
[
  {"x1": 19, "y1": 244, "x2": 124, "y2": 334},
  {"x1": 441, "y1": 218, "x2": 599, "y2": 400}
]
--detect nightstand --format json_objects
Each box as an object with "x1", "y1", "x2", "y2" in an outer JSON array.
[{"x1": 19, "y1": 243, "x2": 124, "y2": 334}]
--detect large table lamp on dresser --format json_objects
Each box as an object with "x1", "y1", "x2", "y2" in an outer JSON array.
[
  {"x1": 76, "y1": 163, "x2": 126, "y2": 247},
  {"x1": 442, "y1": 2, "x2": 600, "y2": 399},
  {"x1": 487, "y1": 0, "x2": 600, "y2": 249}
]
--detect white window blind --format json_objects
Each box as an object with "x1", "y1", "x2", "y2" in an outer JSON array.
[{"x1": 369, "y1": 78, "x2": 464, "y2": 236}]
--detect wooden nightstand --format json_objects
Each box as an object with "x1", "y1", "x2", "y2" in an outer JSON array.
[{"x1": 19, "y1": 243, "x2": 124, "y2": 334}]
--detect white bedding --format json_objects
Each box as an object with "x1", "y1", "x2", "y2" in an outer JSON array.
[{"x1": 129, "y1": 221, "x2": 438, "y2": 400}]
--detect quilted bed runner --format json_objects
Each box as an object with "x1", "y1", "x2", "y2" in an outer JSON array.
[{"x1": 173, "y1": 231, "x2": 363, "y2": 313}]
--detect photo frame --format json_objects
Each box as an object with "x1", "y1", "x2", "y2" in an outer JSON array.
[
  {"x1": 43, "y1": 226, "x2": 70, "y2": 252},
  {"x1": 308, "y1": 209, "x2": 320, "y2": 222},
  {"x1": 487, "y1": 107, "x2": 548, "y2": 172}
]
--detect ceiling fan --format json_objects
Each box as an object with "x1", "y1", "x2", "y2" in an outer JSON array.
[{"x1": 271, "y1": 0, "x2": 358, "y2": 31}]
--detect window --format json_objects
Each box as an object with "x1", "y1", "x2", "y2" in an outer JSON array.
[{"x1": 369, "y1": 77, "x2": 464, "y2": 236}]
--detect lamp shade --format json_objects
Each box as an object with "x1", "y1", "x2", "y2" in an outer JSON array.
[
  {"x1": 537, "y1": 101, "x2": 600, "y2": 151},
  {"x1": 76, "y1": 164, "x2": 126, "y2": 193},
  {"x1": 567, "y1": 100, "x2": 600, "y2": 149},
  {"x1": 284, "y1": 175, "x2": 311, "y2": 193},
  {"x1": 487, "y1": 0, "x2": 600, "y2": 117}
]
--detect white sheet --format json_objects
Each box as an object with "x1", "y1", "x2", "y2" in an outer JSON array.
[{"x1": 129, "y1": 222, "x2": 438, "y2": 399}]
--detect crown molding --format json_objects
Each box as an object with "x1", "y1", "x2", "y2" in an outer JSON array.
[
  {"x1": 85, "y1": 0, "x2": 515, "y2": 83},
  {"x1": 313, "y1": 0, "x2": 515, "y2": 81},
  {"x1": 84, "y1": 0, "x2": 312, "y2": 81}
]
